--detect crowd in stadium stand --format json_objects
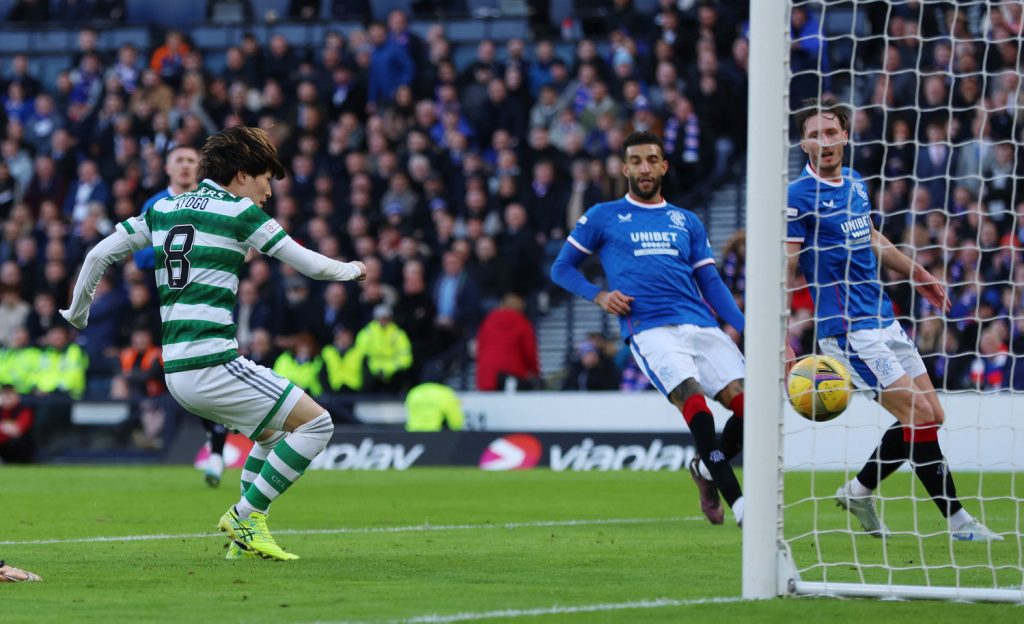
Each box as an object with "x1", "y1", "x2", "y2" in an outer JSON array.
[
  {"x1": 6, "y1": 0, "x2": 1020, "y2": 454},
  {"x1": 0, "y1": 0, "x2": 750, "y2": 432}
]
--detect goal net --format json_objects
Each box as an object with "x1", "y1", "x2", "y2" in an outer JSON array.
[{"x1": 744, "y1": 0, "x2": 1024, "y2": 602}]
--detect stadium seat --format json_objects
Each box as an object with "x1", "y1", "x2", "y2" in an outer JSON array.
[
  {"x1": 370, "y1": 0, "x2": 412, "y2": 22},
  {"x1": 36, "y1": 55, "x2": 72, "y2": 88},
  {"x1": 451, "y1": 45, "x2": 479, "y2": 73}
]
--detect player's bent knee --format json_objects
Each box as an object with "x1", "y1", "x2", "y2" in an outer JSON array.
[
  {"x1": 294, "y1": 412, "x2": 334, "y2": 452},
  {"x1": 668, "y1": 378, "x2": 703, "y2": 407}
]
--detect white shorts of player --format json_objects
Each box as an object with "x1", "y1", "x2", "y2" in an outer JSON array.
[
  {"x1": 629, "y1": 324, "x2": 745, "y2": 399},
  {"x1": 818, "y1": 320, "x2": 927, "y2": 390},
  {"x1": 166, "y1": 356, "x2": 303, "y2": 440}
]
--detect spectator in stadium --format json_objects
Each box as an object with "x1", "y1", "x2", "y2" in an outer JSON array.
[
  {"x1": 0, "y1": 285, "x2": 30, "y2": 347},
  {"x1": 0, "y1": 383, "x2": 34, "y2": 463},
  {"x1": 149, "y1": 31, "x2": 190, "y2": 89},
  {"x1": 393, "y1": 259, "x2": 437, "y2": 374},
  {"x1": 561, "y1": 339, "x2": 620, "y2": 392},
  {"x1": 274, "y1": 332, "x2": 325, "y2": 397},
  {"x1": 63, "y1": 159, "x2": 110, "y2": 225},
  {"x1": 475, "y1": 293, "x2": 539, "y2": 392},
  {"x1": 432, "y1": 249, "x2": 481, "y2": 353},
  {"x1": 355, "y1": 304, "x2": 413, "y2": 393},
  {"x1": 36, "y1": 325, "x2": 87, "y2": 400},
  {"x1": 321, "y1": 327, "x2": 362, "y2": 393}
]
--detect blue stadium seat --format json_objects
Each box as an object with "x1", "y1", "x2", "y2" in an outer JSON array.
[
  {"x1": 370, "y1": 0, "x2": 412, "y2": 22},
  {"x1": 30, "y1": 29, "x2": 74, "y2": 54},
  {"x1": 446, "y1": 20, "x2": 485, "y2": 43},
  {"x1": 110, "y1": 28, "x2": 151, "y2": 50},
  {"x1": 0, "y1": 31, "x2": 30, "y2": 54}
]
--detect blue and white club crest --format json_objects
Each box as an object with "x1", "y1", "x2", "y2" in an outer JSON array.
[
  {"x1": 853, "y1": 181, "x2": 869, "y2": 202},
  {"x1": 668, "y1": 210, "x2": 687, "y2": 230}
]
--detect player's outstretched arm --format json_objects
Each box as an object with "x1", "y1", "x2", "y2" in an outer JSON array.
[
  {"x1": 694, "y1": 264, "x2": 744, "y2": 333},
  {"x1": 550, "y1": 241, "x2": 602, "y2": 302},
  {"x1": 269, "y1": 236, "x2": 366, "y2": 281},
  {"x1": 59, "y1": 227, "x2": 145, "y2": 329},
  {"x1": 871, "y1": 228, "x2": 949, "y2": 311}
]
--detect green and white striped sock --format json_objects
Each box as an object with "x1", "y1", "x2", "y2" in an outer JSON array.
[
  {"x1": 238, "y1": 413, "x2": 333, "y2": 516},
  {"x1": 239, "y1": 431, "x2": 285, "y2": 496}
]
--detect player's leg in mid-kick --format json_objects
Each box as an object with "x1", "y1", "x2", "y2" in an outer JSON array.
[
  {"x1": 219, "y1": 392, "x2": 335, "y2": 559},
  {"x1": 668, "y1": 378, "x2": 745, "y2": 526}
]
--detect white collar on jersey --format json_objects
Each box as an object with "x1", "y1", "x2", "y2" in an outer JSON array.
[
  {"x1": 202, "y1": 178, "x2": 228, "y2": 192},
  {"x1": 623, "y1": 193, "x2": 667, "y2": 208},
  {"x1": 804, "y1": 163, "x2": 844, "y2": 188}
]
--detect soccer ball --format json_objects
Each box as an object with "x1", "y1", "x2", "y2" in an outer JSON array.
[{"x1": 787, "y1": 355, "x2": 853, "y2": 421}]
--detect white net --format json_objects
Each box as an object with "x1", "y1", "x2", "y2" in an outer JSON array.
[{"x1": 781, "y1": 0, "x2": 1024, "y2": 599}]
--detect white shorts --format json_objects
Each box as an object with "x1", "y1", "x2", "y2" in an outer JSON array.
[
  {"x1": 629, "y1": 324, "x2": 745, "y2": 399},
  {"x1": 818, "y1": 320, "x2": 927, "y2": 391},
  {"x1": 165, "y1": 356, "x2": 303, "y2": 440}
]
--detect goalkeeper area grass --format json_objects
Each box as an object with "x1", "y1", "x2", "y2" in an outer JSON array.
[{"x1": 1, "y1": 467, "x2": 1020, "y2": 623}]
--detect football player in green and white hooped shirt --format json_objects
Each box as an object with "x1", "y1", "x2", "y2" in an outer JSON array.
[{"x1": 60, "y1": 126, "x2": 367, "y2": 561}]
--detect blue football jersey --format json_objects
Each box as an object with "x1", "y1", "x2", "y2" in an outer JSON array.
[
  {"x1": 567, "y1": 195, "x2": 718, "y2": 337},
  {"x1": 133, "y1": 187, "x2": 173, "y2": 270},
  {"x1": 787, "y1": 164, "x2": 894, "y2": 337}
]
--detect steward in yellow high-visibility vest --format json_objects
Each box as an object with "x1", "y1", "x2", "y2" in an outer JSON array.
[
  {"x1": 321, "y1": 329, "x2": 363, "y2": 392},
  {"x1": 35, "y1": 327, "x2": 87, "y2": 399},
  {"x1": 354, "y1": 305, "x2": 413, "y2": 392},
  {"x1": 405, "y1": 382, "x2": 464, "y2": 431},
  {"x1": 273, "y1": 333, "x2": 324, "y2": 396}
]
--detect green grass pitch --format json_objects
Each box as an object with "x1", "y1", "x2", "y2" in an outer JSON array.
[{"x1": 1, "y1": 467, "x2": 1021, "y2": 623}]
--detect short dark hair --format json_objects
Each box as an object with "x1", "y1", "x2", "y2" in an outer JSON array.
[
  {"x1": 622, "y1": 131, "x2": 665, "y2": 159},
  {"x1": 197, "y1": 126, "x2": 286, "y2": 186},
  {"x1": 794, "y1": 97, "x2": 851, "y2": 137}
]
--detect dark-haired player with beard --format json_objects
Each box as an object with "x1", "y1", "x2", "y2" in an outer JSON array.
[{"x1": 551, "y1": 131, "x2": 756, "y2": 527}]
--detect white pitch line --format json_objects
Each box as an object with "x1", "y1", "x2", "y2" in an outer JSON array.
[
  {"x1": 0, "y1": 516, "x2": 701, "y2": 547},
  {"x1": 312, "y1": 596, "x2": 745, "y2": 624}
]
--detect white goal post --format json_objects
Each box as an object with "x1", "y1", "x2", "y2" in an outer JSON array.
[{"x1": 743, "y1": 0, "x2": 1024, "y2": 602}]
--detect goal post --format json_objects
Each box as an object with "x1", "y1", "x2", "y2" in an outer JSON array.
[
  {"x1": 744, "y1": 1, "x2": 1024, "y2": 603},
  {"x1": 742, "y1": 0, "x2": 790, "y2": 601}
]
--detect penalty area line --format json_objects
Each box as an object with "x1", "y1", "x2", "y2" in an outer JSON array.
[
  {"x1": 312, "y1": 596, "x2": 745, "y2": 624},
  {"x1": 0, "y1": 516, "x2": 703, "y2": 547}
]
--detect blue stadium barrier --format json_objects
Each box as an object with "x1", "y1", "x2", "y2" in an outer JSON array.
[
  {"x1": 446, "y1": 20, "x2": 485, "y2": 43},
  {"x1": 125, "y1": 0, "x2": 200, "y2": 28},
  {"x1": 370, "y1": 0, "x2": 412, "y2": 23},
  {"x1": 0, "y1": 30, "x2": 30, "y2": 53},
  {"x1": 251, "y1": 0, "x2": 289, "y2": 22},
  {"x1": 102, "y1": 27, "x2": 150, "y2": 51},
  {"x1": 30, "y1": 29, "x2": 74, "y2": 54},
  {"x1": 486, "y1": 20, "x2": 528, "y2": 41}
]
